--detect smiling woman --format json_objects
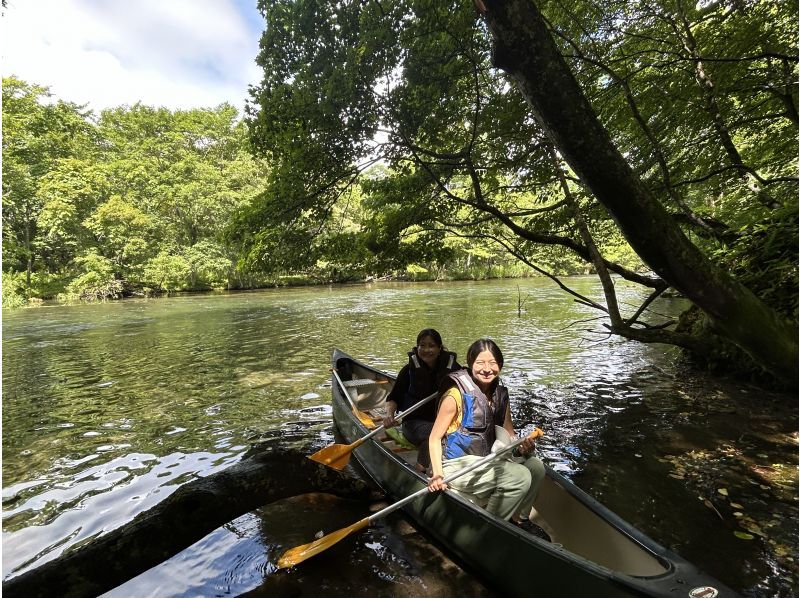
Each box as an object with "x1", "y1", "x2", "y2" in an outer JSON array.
[
  {"x1": 427, "y1": 338, "x2": 548, "y2": 537},
  {"x1": 382, "y1": 328, "x2": 460, "y2": 473}
]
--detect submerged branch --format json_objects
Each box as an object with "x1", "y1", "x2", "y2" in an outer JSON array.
[{"x1": 2, "y1": 445, "x2": 379, "y2": 598}]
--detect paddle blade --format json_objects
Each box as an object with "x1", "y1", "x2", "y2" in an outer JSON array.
[
  {"x1": 353, "y1": 407, "x2": 376, "y2": 429},
  {"x1": 307, "y1": 444, "x2": 353, "y2": 470},
  {"x1": 277, "y1": 517, "x2": 370, "y2": 569}
]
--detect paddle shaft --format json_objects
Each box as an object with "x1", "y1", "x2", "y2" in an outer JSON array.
[
  {"x1": 331, "y1": 367, "x2": 366, "y2": 412},
  {"x1": 367, "y1": 429, "x2": 541, "y2": 524},
  {"x1": 339, "y1": 388, "x2": 439, "y2": 452}
]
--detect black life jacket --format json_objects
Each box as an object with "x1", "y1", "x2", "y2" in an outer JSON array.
[{"x1": 402, "y1": 349, "x2": 458, "y2": 421}]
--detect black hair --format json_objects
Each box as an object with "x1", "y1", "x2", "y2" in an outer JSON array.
[
  {"x1": 466, "y1": 338, "x2": 504, "y2": 369},
  {"x1": 416, "y1": 328, "x2": 444, "y2": 348}
]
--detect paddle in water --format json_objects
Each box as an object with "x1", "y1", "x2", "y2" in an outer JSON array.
[
  {"x1": 281, "y1": 427, "x2": 544, "y2": 569},
  {"x1": 308, "y1": 390, "x2": 439, "y2": 470}
]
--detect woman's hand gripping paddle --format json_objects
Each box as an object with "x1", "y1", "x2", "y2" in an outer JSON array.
[
  {"x1": 308, "y1": 388, "x2": 439, "y2": 471},
  {"x1": 282, "y1": 427, "x2": 544, "y2": 568}
]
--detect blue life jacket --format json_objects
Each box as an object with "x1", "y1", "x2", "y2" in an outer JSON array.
[{"x1": 441, "y1": 369, "x2": 509, "y2": 459}]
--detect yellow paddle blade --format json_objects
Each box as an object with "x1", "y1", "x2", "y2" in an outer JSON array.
[
  {"x1": 307, "y1": 443, "x2": 353, "y2": 470},
  {"x1": 353, "y1": 407, "x2": 376, "y2": 429},
  {"x1": 277, "y1": 517, "x2": 370, "y2": 569}
]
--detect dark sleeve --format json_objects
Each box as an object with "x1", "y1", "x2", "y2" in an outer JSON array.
[{"x1": 387, "y1": 364, "x2": 410, "y2": 407}]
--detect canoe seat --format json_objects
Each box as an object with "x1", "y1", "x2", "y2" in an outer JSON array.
[{"x1": 343, "y1": 378, "x2": 388, "y2": 387}]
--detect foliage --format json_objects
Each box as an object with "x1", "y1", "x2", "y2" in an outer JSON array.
[
  {"x1": 2, "y1": 76, "x2": 96, "y2": 287},
  {"x1": 714, "y1": 201, "x2": 799, "y2": 319},
  {"x1": 2, "y1": 77, "x2": 270, "y2": 301},
  {"x1": 83, "y1": 195, "x2": 156, "y2": 278},
  {"x1": 184, "y1": 240, "x2": 233, "y2": 288},
  {"x1": 540, "y1": 0, "x2": 798, "y2": 312},
  {"x1": 2, "y1": 271, "x2": 28, "y2": 308},
  {"x1": 245, "y1": 0, "x2": 797, "y2": 381},
  {"x1": 244, "y1": 0, "x2": 639, "y2": 283},
  {"x1": 142, "y1": 251, "x2": 191, "y2": 293},
  {"x1": 62, "y1": 252, "x2": 123, "y2": 302}
]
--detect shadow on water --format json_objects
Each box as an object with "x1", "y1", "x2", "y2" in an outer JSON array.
[
  {"x1": 106, "y1": 489, "x2": 496, "y2": 597},
  {"x1": 511, "y1": 367, "x2": 798, "y2": 598}
]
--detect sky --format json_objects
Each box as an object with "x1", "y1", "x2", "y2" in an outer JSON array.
[{"x1": 1, "y1": 0, "x2": 265, "y2": 115}]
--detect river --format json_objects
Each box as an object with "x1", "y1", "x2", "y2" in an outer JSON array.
[{"x1": 2, "y1": 278, "x2": 797, "y2": 596}]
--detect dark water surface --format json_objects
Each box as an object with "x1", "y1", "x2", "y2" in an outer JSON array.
[{"x1": 3, "y1": 278, "x2": 797, "y2": 596}]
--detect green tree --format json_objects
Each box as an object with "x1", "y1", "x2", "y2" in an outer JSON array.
[
  {"x1": 82, "y1": 194, "x2": 156, "y2": 280},
  {"x1": 36, "y1": 158, "x2": 112, "y2": 271},
  {"x1": 2, "y1": 76, "x2": 96, "y2": 292},
  {"x1": 96, "y1": 104, "x2": 266, "y2": 291},
  {"x1": 4, "y1": 78, "x2": 269, "y2": 301},
  {"x1": 142, "y1": 251, "x2": 191, "y2": 293},
  {"x1": 480, "y1": 0, "x2": 796, "y2": 383}
]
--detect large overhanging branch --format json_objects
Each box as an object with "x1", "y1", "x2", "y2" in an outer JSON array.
[
  {"x1": 496, "y1": 228, "x2": 704, "y2": 350},
  {"x1": 441, "y1": 225, "x2": 705, "y2": 351},
  {"x1": 462, "y1": 191, "x2": 665, "y2": 289},
  {"x1": 437, "y1": 225, "x2": 606, "y2": 311}
]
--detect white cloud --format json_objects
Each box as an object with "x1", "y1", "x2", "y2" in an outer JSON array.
[{"x1": 1, "y1": 0, "x2": 264, "y2": 114}]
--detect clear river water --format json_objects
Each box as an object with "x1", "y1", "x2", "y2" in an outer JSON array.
[{"x1": 3, "y1": 278, "x2": 797, "y2": 597}]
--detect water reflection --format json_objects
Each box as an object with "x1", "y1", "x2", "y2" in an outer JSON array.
[
  {"x1": 3, "y1": 279, "x2": 796, "y2": 595},
  {"x1": 107, "y1": 494, "x2": 496, "y2": 597}
]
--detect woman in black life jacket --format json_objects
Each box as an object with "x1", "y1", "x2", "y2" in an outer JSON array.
[{"x1": 383, "y1": 329, "x2": 460, "y2": 474}]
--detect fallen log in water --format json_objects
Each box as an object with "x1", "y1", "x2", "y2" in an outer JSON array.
[{"x1": 3, "y1": 444, "x2": 380, "y2": 598}]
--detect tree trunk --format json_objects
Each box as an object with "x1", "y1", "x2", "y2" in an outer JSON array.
[
  {"x1": 24, "y1": 213, "x2": 33, "y2": 289},
  {"x1": 481, "y1": 0, "x2": 798, "y2": 386},
  {"x1": 2, "y1": 445, "x2": 380, "y2": 598}
]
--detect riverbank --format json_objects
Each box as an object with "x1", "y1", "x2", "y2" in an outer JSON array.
[{"x1": 3, "y1": 268, "x2": 562, "y2": 308}]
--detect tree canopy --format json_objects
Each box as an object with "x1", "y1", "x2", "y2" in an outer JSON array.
[
  {"x1": 3, "y1": 0, "x2": 796, "y2": 385},
  {"x1": 244, "y1": 0, "x2": 797, "y2": 385}
]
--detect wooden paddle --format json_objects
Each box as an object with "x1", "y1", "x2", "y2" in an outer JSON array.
[
  {"x1": 308, "y1": 389, "x2": 439, "y2": 470},
  {"x1": 280, "y1": 427, "x2": 544, "y2": 569},
  {"x1": 330, "y1": 367, "x2": 381, "y2": 430}
]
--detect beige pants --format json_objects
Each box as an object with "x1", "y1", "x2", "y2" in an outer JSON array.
[{"x1": 442, "y1": 454, "x2": 546, "y2": 520}]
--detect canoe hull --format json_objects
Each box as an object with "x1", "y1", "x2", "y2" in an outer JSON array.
[{"x1": 330, "y1": 349, "x2": 738, "y2": 598}]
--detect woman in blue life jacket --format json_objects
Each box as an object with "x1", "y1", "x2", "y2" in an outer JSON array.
[
  {"x1": 426, "y1": 338, "x2": 549, "y2": 539},
  {"x1": 383, "y1": 328, "x2": 460, "y2": 474}
]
